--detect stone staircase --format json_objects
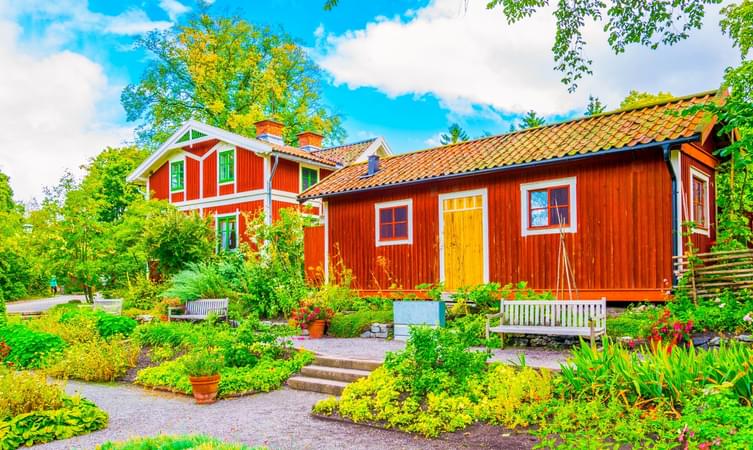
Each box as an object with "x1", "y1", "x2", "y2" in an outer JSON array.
[{"x1": 287, "y1": 355, "x2": 382, "y2": 396}]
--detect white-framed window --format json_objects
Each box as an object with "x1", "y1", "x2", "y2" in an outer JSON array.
[
  {"x1": 300, "y1": 165, "x2": 320, "y2": 192},
  {"x1": 374, "y1": 199, "x2": 413, "y2": 246},
  {"x1": 218, "y1": 148, "x2": 235, "y2": 184},
  {"x1": 216, "y1": 213, "x2": 238, "y2": 252},
  {"x1": 690, "y1": 167, "x2": 710, "y2": 236},
  {"x1": 520, "y1": 176, "x2": 577, "y2": 236},
  {"x1": 169, "y1": 156, "x2": 185, "y2": 193}
]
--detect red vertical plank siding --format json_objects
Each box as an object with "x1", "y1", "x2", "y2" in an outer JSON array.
[
  {"x1": 219, "y1": 183, "x2": 235, "y2": 196},
  {"x1": 186, "y1": 158, "x2": 200, "y2": 201},
  {"x1": 272, "y1": 201, "x2": 299, "y2": 221},
  {"x1": 203, "y1": 151, "x2": 217, "y2": 198},
  {"x1": 304, "y1": 225, "x2": 325, "y2": 283},
  {"x1": 149, "y1": 162, "x2": 169, "y2": 201},
  {"x1": 320, "y1": 169, "x2": 335, "y2": 180},
  {"x1": 680, "y1": 149, "x2": 716, "y2": 253},
  {"x1": 171, "y1": 191, "x2": 184, "y2": 203},
  {"x1": 203, "y1": 200, "x2": 264, "y2": 243},
  {"x1": 184, "y1": 139, "x2": 218, "y2": 158},
  {"x1": 272, "y1": 159, "x2": 299, "y2": 193},
  {"x1": 326, "y1": 150, "x2": 674, "y2": 299},
  {"x1": 237, "y1": 147, "x2": 264, "y2": 192}
]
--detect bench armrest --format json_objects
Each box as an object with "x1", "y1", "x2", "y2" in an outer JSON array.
[
  {"x1": 486, "y1": 311, "x2": 504, "y2": 319},
  {"x1": 485, "y1": 311, "x2": 505, "y2": 339}
]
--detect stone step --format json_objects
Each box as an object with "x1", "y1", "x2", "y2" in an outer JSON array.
[
  {"x1": 313, "y1": 356, "x2": 383, "y2": 371},
  {"x1": 300, "y1": 365, "x2": 372, "y2": 383},
  {"x1": 287, "y1": 376, "x2": 349, "y2": 396}
]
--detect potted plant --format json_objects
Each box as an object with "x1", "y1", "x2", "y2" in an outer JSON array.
[
  {"x1": 292, "y1": 301, "x2": 334, "y2": 339},
  {"x1": 183, "y1": 349, "x2": 224, "y2": 404}
]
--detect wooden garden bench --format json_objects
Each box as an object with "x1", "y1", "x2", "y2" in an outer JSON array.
[
  {"x1": 93, "y1": 299, "x2": 123, "y2": 315},
  {"x1": 485, "y1": 298, "x2": 607, "y2": 346},
  {"x1": 168, "y1": 299, "x2": 229, "y2": 322}
]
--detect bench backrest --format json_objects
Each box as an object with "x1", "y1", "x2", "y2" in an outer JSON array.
[
  {"x1": 500, "y1": 299, "x2": 606, "y2": 329},
  {"x1": 93, "y1": 299, "x2": 123, "y2": 315},
  {"x1": 186, "y1": 298, "x2": 229, "y2": 316}
]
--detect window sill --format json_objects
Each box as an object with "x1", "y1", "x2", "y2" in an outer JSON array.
[
  {"x1": 522, "y1": 226, "x2": 576, "y2": 237},
  {"x1": 376, "y1": 239, "x2": 412, "y2": 247}
]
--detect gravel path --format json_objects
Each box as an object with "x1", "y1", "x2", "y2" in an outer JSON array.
[
  {"x1": 7, "y1": 295, "x2": 84, "y2": 313},
  {"x1": 34, "y1": 382, "x2": 453, "y2": 450},
  {"x1": 291, "y1": 337, "x2": 569, "y2": 370}
]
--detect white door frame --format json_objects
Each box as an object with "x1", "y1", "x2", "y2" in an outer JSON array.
[{"x1": 437, "y1": 188, "x2": 490, "y2": 286}]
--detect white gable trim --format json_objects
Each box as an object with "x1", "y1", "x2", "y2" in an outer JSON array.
[{"x1": 353, "y1": 136, "x2": 392, "y2": 164}]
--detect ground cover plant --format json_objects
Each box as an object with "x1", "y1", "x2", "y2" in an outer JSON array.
[
  {"x1": 0, "y1": 367, "x2": 107, "y2": 449},
  {"x1": 314, "y1": 326, "x2": 753, "y2": 448},
  {"x1": 328, "y1": 309, "x2": 392, "y2": 337},
  {"x1": 135, "y1": 317, "x2": 311, "y2": 397},
  {"x1": 0, "y1": 324, "x2": 66, "y2": 368},
  {"x1": 97, "y1": 434, "x2": 261, "y2": 450}
]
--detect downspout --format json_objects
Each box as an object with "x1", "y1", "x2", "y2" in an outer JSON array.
[
  {"x1": 266, "y1": 154, "x2": 280, "y2": 225},
  {"x1": 663, "y1": 143, "x2": 678, "y2": 286}
]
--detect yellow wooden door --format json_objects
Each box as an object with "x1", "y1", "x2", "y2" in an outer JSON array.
[{"x1": 442, "y1": 194, "x2": 484, "y2": 290}]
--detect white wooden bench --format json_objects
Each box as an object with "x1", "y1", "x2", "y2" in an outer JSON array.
[
  {"x1": 168, "y1": 299, "x2": 229, "y2": 322},
  {"x1": 486, "y1": 298, "x2": 606, "y2": 346},
  {"x1": 93, "y1": 299, "x2": 123, "y2": 315}
]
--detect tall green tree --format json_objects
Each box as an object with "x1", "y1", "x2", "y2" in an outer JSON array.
[
  {"x1": 620, "y1": 90, "x2": 675, "y2": 109},
  {"x1": 80, "y1": 147, "x2": 148, "y2": 222},
  {"x1": 519, "y1": 110, "x2": 546, "y2": 129},
  {"x1": 0, "y1": 171, "x2": 16, "y2": 213},
  {"x1": 122, "y1": 14, "x2": 345, "y2": 148},
  {"x1": 439, "y1": 123, "x2": 470, "y2": 145},
  {"x1": 585, "y1": 95, "x2": 607, "y2": 116}
]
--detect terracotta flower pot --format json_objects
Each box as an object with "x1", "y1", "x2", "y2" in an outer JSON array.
[
  {"x1": 189, "y1": 374, "x2": 221, "y2": 404},
  {"x1": 308, "y1": 319, "x2": 326, "y2": 339}
]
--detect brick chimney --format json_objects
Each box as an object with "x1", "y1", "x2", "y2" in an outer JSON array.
[
  {"x1": 254, "y1": 119, "x2": 285, "y2": 145},
  {"x1": 297, "y1": 131, "x2": 323, "y2": 152}
]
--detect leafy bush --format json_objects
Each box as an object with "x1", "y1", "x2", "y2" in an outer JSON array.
[
  {"x1": 0, "y1": 368, "x2": 63, "y2": 419},
  {"x1": 136, "y1": 349, "x2": 314, "y2": 397},
  {"x1": 122, "y1": 275, "x2": 164, "y2": 310},
  {"x1": 162, "y1": 261, "x2": 233, "y2": 302},
  {"x1": 96, "y1": 313, "x2": 137, "y2": 338},
  {"x1": 328, "y1": 310, "x2": 393, "y2": 337},
  {"x1": 97, "y1": 435, "x2": 257, "y2": 450},
  {"x1": 606, "y1": 304, "x2": 662, "y2": 338},
  {"x1": 46, "y1": 338, "x2": 140, "y2": 381},
  {"x1": 132, "y1": 322, "x2": 203, "y2": 348},
  {"x1": 142, "y1": 207, "x2": 215, "y2": 277},
  {"x1": 182, "y1": 349, "x2": 224, "y2": 377},
  {"x1": 0, "y1": 325, "x2": 67, "y2": 368},
  {"x1": 445, "y1": 313, "x2": 501, "y2": 348},
  {"x1": 385, "y1": 326, "x2": 488, "y2": 398},
  {"x1": 0, "y1": 292, "x2": 5, "y2": 327},
  {"x1": 670, "y1": 289, "x2": 753, "y2": 333},
  {"x1": 0, "y1": 396, "x2": 107, "y2": 449}
]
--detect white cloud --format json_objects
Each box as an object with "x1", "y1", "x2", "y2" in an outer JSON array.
[
  {"x1": 316, "y1": 0, "x2": 739, "y2": 116},
  {"x1": 159, "y1": 0, "x2": 191, "y2": 22},
  {"x1": 0, "y1": 21, "x2": 132, "y2": 202}
]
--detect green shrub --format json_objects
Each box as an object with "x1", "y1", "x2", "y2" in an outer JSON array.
[
  {"x1": 132, "y1": 322, "x2": 202, "y2": 348},
  {"x1": 46, "y1": 338, "x2": 140, "y2": 381},
  {"x1": 182, "y1": 349, "x2": 224, "y2": 377},
  {"x1": 0, "y1": 368, "x2": 64, "y2": 419},
  {"x1": 670, "y1": 289, "x2": 753, "y2": 333},
  {"x1": 122, "y1": 275, "x2": 164, "y2": 310},
  {"x1": 96, "y1": 313, "x2": 137, "y2": 338},
  {"x1": 0, "y1": 291, "x2": 5, "y2": 327},
  {"x1": 0, "y1": 396, "x2": 108, "y2": 448},
  {"x1": 328, "y1": 310, "x2": 393, "y2": 337},
  {"x1": 385, "y1": 326, "x2": 488, "y2": 398},
  {"x1": 97, "y1": 434, "x2": 257, "y2": 450},
  {"x1": 162, "y1": 261, "x2": 233, "y2": 302},
  {"x1": 446, "y1": 313, "x2": 501, "y2": 347},
  {"x1": 606, "y1": 304, "x2": 662, "y2": 338},
  {"x1": 0, "y1": 325, "x2": 67, "y2": 368}
]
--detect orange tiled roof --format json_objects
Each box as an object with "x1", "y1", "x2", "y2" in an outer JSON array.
[
  {"x1": 269, "y1": 142, "x2": 338, "y2": 167},
  {"x1": 300, "y1": 90, "x2": 720, "y2": 200},
  {"x1": 312, "y1": 138, "x2": 377, "y2": 165}
]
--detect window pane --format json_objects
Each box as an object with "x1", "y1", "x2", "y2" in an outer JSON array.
[
  {"x1": 380, "y1": 224, "x2": 393, "y2": 239},
  {"x1": 394, "y1": 222, "x2": 408, "y2": 238},
  {"x1": 551, "y1": 207, "x2": 569, "y2": 225},
  {"x1": 531, "y1": 209, "x2": 549, "y2": 227},
  {"x1": 394, "y1": 205, "x2": 408, "y2": 221},
  {"x1": 379, "y1": 208, "x2": 393, "y2": 223},
  {"x1": 530, "y1": 190, "x2": 548, "y2": 209},
  {"x1": 551, "y1": 187, "x2": 568, "y2": 207}
]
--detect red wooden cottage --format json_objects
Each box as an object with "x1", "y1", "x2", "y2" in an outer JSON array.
[
  {"x1": 127, "y1": 119, "x2": 391, "y2": 250},
  {"x1": 299, "y1": 91, "x2": 729, "y2": 301}
]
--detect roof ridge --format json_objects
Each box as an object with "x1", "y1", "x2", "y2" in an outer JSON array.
[
  {"x1": 344, "y1": 89, "x2": 719, "y2": 167},
  {"x1": 315, "y1": 137, "x2": 378, "y2": 152}
]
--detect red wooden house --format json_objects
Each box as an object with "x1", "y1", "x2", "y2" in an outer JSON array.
[
  {"x1": 127, "y1": 119, "x2": 391, "y2": 250},
  {"x1": 299, "y1": 91, "x2": 729, "y2": 301}
]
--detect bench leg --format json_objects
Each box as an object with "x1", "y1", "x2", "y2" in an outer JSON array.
[
  {"x1": 500, "y1": 333, "x2": 505, "y2": 349},
  {"x1": 589, "y1": 320, "x2": 595, "y2": 348}
]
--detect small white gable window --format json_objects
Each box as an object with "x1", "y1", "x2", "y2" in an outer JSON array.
[{"x1": 520, "y1": 177, "x2": 577, "y2": 236}]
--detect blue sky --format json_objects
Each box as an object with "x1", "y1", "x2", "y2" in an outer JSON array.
[{"x1": 0, "y1": 0, "x2": 739, "y2": 201}]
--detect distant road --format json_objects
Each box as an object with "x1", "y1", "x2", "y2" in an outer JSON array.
[{"x1": 7, "y1": 295, "x2": 84, "y2": 314}]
